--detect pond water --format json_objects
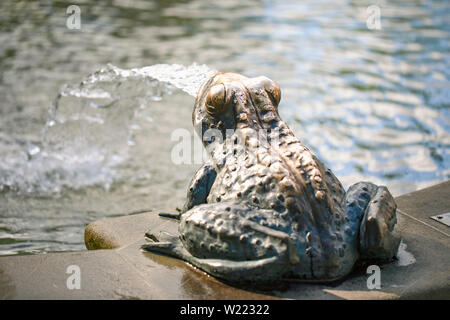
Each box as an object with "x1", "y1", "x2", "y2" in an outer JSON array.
[{"x1": 0, "y1": 0, "x2": 448, "y2": 255}]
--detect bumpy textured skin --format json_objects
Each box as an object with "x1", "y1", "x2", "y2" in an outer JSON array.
[{"x1": 142, "y1": 72, "x2": 401, "y2": 283}]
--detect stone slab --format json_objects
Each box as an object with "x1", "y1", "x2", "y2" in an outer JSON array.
[
  {"x1": 0, "y1": 250, "x2": 157, "y2": 299},
  {"x1": 1, "y1": 181, "x2": 449, "y2": 299},
  {"x1": 84, "y1": 209, "x2": 170, "y2": 250},
  {"x1": 395, "y1": 180, "x2": 450, "y2": 236}
]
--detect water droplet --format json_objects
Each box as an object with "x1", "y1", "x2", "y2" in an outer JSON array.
[{"x1": 27, "y1": 144, "x2": 41, "y2": 159}]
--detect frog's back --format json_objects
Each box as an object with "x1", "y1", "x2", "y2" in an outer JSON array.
[{"x1": 206, "y1": 124, "x2": 359, "y2": 280}]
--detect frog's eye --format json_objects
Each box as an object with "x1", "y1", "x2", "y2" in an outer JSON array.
[
  {"x1": 206, "y1": 84, "x2": 227, "y2": 114},
  {"x1": 260, "y1": 77, "x2": 281, "y2": 106}
]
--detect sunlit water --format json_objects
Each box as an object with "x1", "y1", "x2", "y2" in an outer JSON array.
[
  {"x1": 1, "y1": 63, "x2": 215, "y2": 194},
  {"x1": 0, "y1": 0, "x2": 448, "y2": 255}
]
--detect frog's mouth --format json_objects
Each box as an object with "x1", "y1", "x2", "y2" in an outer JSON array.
[{"x1": 193, "y1": 72, "x2": 282, "y2": 143}]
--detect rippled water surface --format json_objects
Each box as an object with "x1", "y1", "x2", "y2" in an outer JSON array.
[{"x1": 0, "y1": 0, "x2": 449, "y2": 255}]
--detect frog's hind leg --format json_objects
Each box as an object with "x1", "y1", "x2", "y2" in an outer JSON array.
[
  {"x1": 143, "y1": 241, "x2": 294, "y2": 284},
  {"x1": 142, "y1": 237, "x2": 294, "y2": 284},
  {"x1": 359, "y1": 185, "x2": 401, "y2": 260},
  {"x1": 143, "y1": 203, "x2": 300, "y2": 283},
  {"x1": 345, "y1": 182, "x2": 401, "y2": 261}
]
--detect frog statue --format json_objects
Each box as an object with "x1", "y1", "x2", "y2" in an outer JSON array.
[{"x1": 142, "y1": 72, "x2": 401, "y2": 284}]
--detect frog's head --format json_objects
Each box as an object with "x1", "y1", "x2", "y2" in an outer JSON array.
[{"x1": 193, "y1": 72, "x2": 282, "y2": 145}]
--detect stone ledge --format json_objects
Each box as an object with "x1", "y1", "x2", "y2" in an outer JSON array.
[
  {"x1": 1, "y1": 181, "x2": 449, "y2": 299},
  {"x1": 84, "y1": 210, "x2": 163, "y2": 250}
]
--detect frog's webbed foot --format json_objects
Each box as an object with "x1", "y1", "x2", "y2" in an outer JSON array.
[
  {"x1": 158, "y1": 212, "x2": 181, "y2": 220},
  {"x1": 142, "y1": 232, "x2": 187, "y2": 260},
  {"x1": 345, "y1": 182, "x2": 401, "y2": 261}
]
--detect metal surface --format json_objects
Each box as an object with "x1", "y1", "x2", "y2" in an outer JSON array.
[{"x1": 430, "y1": 212, "x2": 450, "y2": 227}]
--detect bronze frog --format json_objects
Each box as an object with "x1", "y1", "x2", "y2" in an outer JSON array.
[{"x1": 142, "y1": 72, "x2": 401, "y2": 283}]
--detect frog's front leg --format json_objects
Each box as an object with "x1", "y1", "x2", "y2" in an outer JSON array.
[
  {"x1": 345, "y1": 182, "x2": 401, "y2": 261},
  {"x1": 143, "y1": 203, "x2": 300, "y2": 283},
  {"x1": 158, "y1": 163, "x2": 217, "y2": 220},
  {"x1": 182, "y1": 163, "x2": 217, "y2": 213}
]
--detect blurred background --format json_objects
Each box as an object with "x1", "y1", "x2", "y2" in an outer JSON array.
[{"x1": 0, "y1": 0, "x2": 448, "y2": 255}]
